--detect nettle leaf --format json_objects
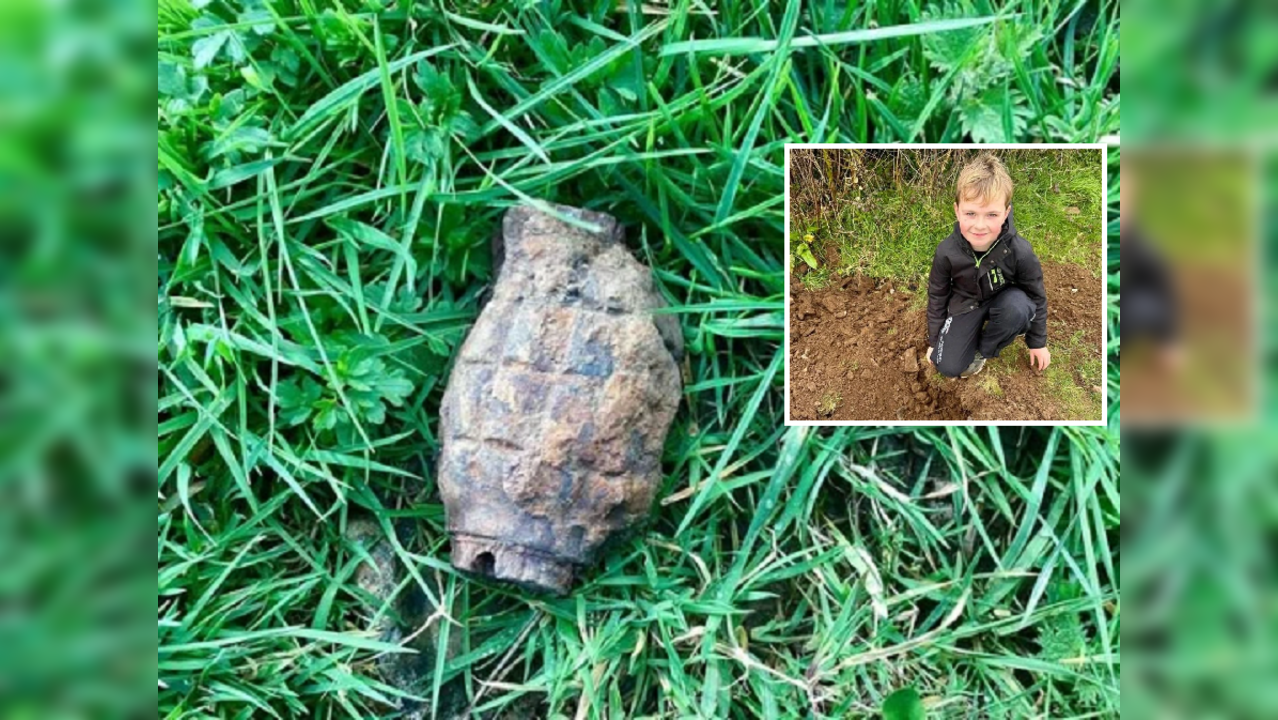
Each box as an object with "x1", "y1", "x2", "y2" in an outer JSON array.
[
  {"x1": 958, "y1": 86, "x2": 1032, "y2": 142},
  {"x1": 889, "y1": 71, "x2": 927, "y2": 122},
  {"x1": 921, "y1": 2, "x2": 1040, "y2": 101},
  {"x1": 995, "y1": 19, "x2": 1043, "y2": 62},
  {"x1": 920, "y1": 2, "x2": 988, "y2": 74}
]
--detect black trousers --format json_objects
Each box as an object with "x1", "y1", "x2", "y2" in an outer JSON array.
[
  {"x1": 934, "y1": 287, "x2": 1037, "y2": 378},
  {"x1": 1120, "y1": 290, "x2": 1176, "y2": 345}
]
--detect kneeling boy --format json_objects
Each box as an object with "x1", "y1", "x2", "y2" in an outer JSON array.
[{"x1": 926, "y1": 153, "x2": 1051, "y2": 378}]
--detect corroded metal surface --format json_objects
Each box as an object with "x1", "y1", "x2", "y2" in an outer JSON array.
[{"x1": 437, "y1": 203, "x2": 683, "y2": 594}]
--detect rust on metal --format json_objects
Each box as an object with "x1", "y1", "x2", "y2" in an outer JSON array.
[{"x1": 437, "y1": 203, "x2": 683, "y2": 594}]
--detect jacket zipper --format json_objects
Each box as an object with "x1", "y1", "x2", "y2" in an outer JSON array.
[{"x1": 970, "y1": 238, "x2": 1003, "y2": 301}]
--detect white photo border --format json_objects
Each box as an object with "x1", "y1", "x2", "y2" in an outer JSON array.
[{"x1": 782, "y1": 142, "x2": 1109, "y2": 427}]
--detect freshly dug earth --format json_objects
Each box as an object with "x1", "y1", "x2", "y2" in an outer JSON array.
[
  {"x1": 788, "y1": 262, "x2": 1103, "y2": 421},
  {"x1": 1120, "y1": 264, "x2": 1254, "y2": 422}
]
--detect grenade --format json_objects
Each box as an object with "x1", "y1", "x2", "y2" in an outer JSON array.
[{"x1": 437, "y1": 203, "x2": 683, "y2": 594}]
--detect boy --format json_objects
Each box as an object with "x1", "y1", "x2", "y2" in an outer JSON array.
[
  {"x1": 926, "y1": 153, "x2": 1051, "y2": 378},
  {"x1": 1118, "y1": 159, "x2": 1181, "y2": 369}
]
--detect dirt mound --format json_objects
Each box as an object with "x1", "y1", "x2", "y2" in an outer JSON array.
[{"x1": 788, "y1": 262, "x2": 1103, "y2": 421}]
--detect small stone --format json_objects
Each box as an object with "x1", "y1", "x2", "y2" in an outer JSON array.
[
  {"x1": 915, "y1": 391, "x2": 928, "y2": 402},
  {"x1": 911, "y1": 382, "x2": 922, "y2": 393},
  {"x1": 346, "y1": 518, "x2": 465, "y2": 719},
  {"x1": 1092, "y1": 385, "x2": 1103, "y2": 394},
  {"x1": 835, "y1": 310, "x2": 848, "y2": 318},
  {"x1": 1065, "y1": 206, "x2": 1081, "y2": 216},
  {"x1": 901, "y1": 348, "x2": 919, "y2": 373}
]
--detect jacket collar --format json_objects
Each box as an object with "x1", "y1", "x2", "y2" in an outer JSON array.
[{"x1": 952, "y1": 205, "x2": 1017, "y2": 253}]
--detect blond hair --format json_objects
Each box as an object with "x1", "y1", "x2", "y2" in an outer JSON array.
[{"x1": 955, "y1": 153, "x2": 1014, "y2": 207}]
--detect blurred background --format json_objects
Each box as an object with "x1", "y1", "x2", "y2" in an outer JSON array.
[
  {"x1": 0, "y1": 0, "x2": 153, "y2": 716},
  {"x1": 1122, "y1": 0, "x2": 1278, "y2": 717},
  {"x1": 1120, "y1": 149, "x2": 1259, "y2": 424}
]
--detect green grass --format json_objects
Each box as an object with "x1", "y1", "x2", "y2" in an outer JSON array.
[
  {"x1": 795, "y1": 149, "x2": 1105, "y2": 281},
  {"x1": 973, "y1": 336, "x2": 1101, "y2": 421},
  {"x1": 816, "y1": 391, "x2": 842, "y2": 415},
  {"x1": 976, "y1": 373, "x2": 1004, "y2": 398},
  {"x1": 159, "y1": 1, "x2": 1120, "y2": 717}
]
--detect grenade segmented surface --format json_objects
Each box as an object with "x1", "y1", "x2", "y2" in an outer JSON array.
[{"x1": 437, "y1": 203, "x2": 683, "y2": 594}]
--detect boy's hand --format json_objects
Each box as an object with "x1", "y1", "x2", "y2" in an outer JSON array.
[
  {"x1": 926, "y1": 346, "x2": 934, "y2": 366},
  {"x1": 1028, "y1": 347, "x2": 1051, "y2": 371}
]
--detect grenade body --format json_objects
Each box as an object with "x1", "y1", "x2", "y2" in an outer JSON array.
[{"x1": 437, "y1": 204, "x2": 682, "y2": 594}]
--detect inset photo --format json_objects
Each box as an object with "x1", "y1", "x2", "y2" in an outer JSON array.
[
  {"x1": 1120, "y1": 147, "x2": 1261, "y2": 426},
  {"x1": 785, "y1": 145, "x2": 1108, "y2": 424}
]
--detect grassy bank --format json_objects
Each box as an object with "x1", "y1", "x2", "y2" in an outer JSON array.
[{"x1": 790, "y1": 148, "x2": 1105, "y2": 289}]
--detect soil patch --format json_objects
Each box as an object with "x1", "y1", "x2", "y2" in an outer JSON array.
[
  {"x1": 1121, "y1": 264, "x2": 1253, "y2": 422},
  {"x1": 788, "y1": 262, "x2": 1103, "y2": 421}
]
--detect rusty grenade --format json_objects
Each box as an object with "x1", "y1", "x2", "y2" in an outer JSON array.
[{"x1": 436, "y1": 203, "x2": 683, "y2": 594}]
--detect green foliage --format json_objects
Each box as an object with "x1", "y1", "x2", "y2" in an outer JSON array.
[
  {"x1": 882, "y1": 687, "x2": 927, "y2": 720},
  {"x1": 818, "y1": 149, "x2": 1105, "y2": 281},
  {"x1": 958, "y1": 85, "x2": 1034, "y2": 143},
  {"x1": 277, "y1": 334, "x2": 415, "y2": 436},
  {"x1": 794, "y1": 229, "x2": 821, "y2": 270}
]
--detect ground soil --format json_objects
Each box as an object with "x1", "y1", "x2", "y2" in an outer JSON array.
[
  {"x1": 1120, "y1": 264, "x2": 1254, "y2": 423},
  {"x1": 788, "y1": 262, "x2": 1104, "y2": 421}
]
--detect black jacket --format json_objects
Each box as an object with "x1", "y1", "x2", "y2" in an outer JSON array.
[
  {"x1": 1119, "y1": 227, "x2": 1178, "y2": 343},
  {"x1": 926, "y1": 207, "x2": 1048, "y2": 349}
]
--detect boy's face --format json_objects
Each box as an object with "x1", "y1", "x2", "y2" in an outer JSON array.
[{"x1": 954, "y1": 195, "x2": 1011, "y2": 249}]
